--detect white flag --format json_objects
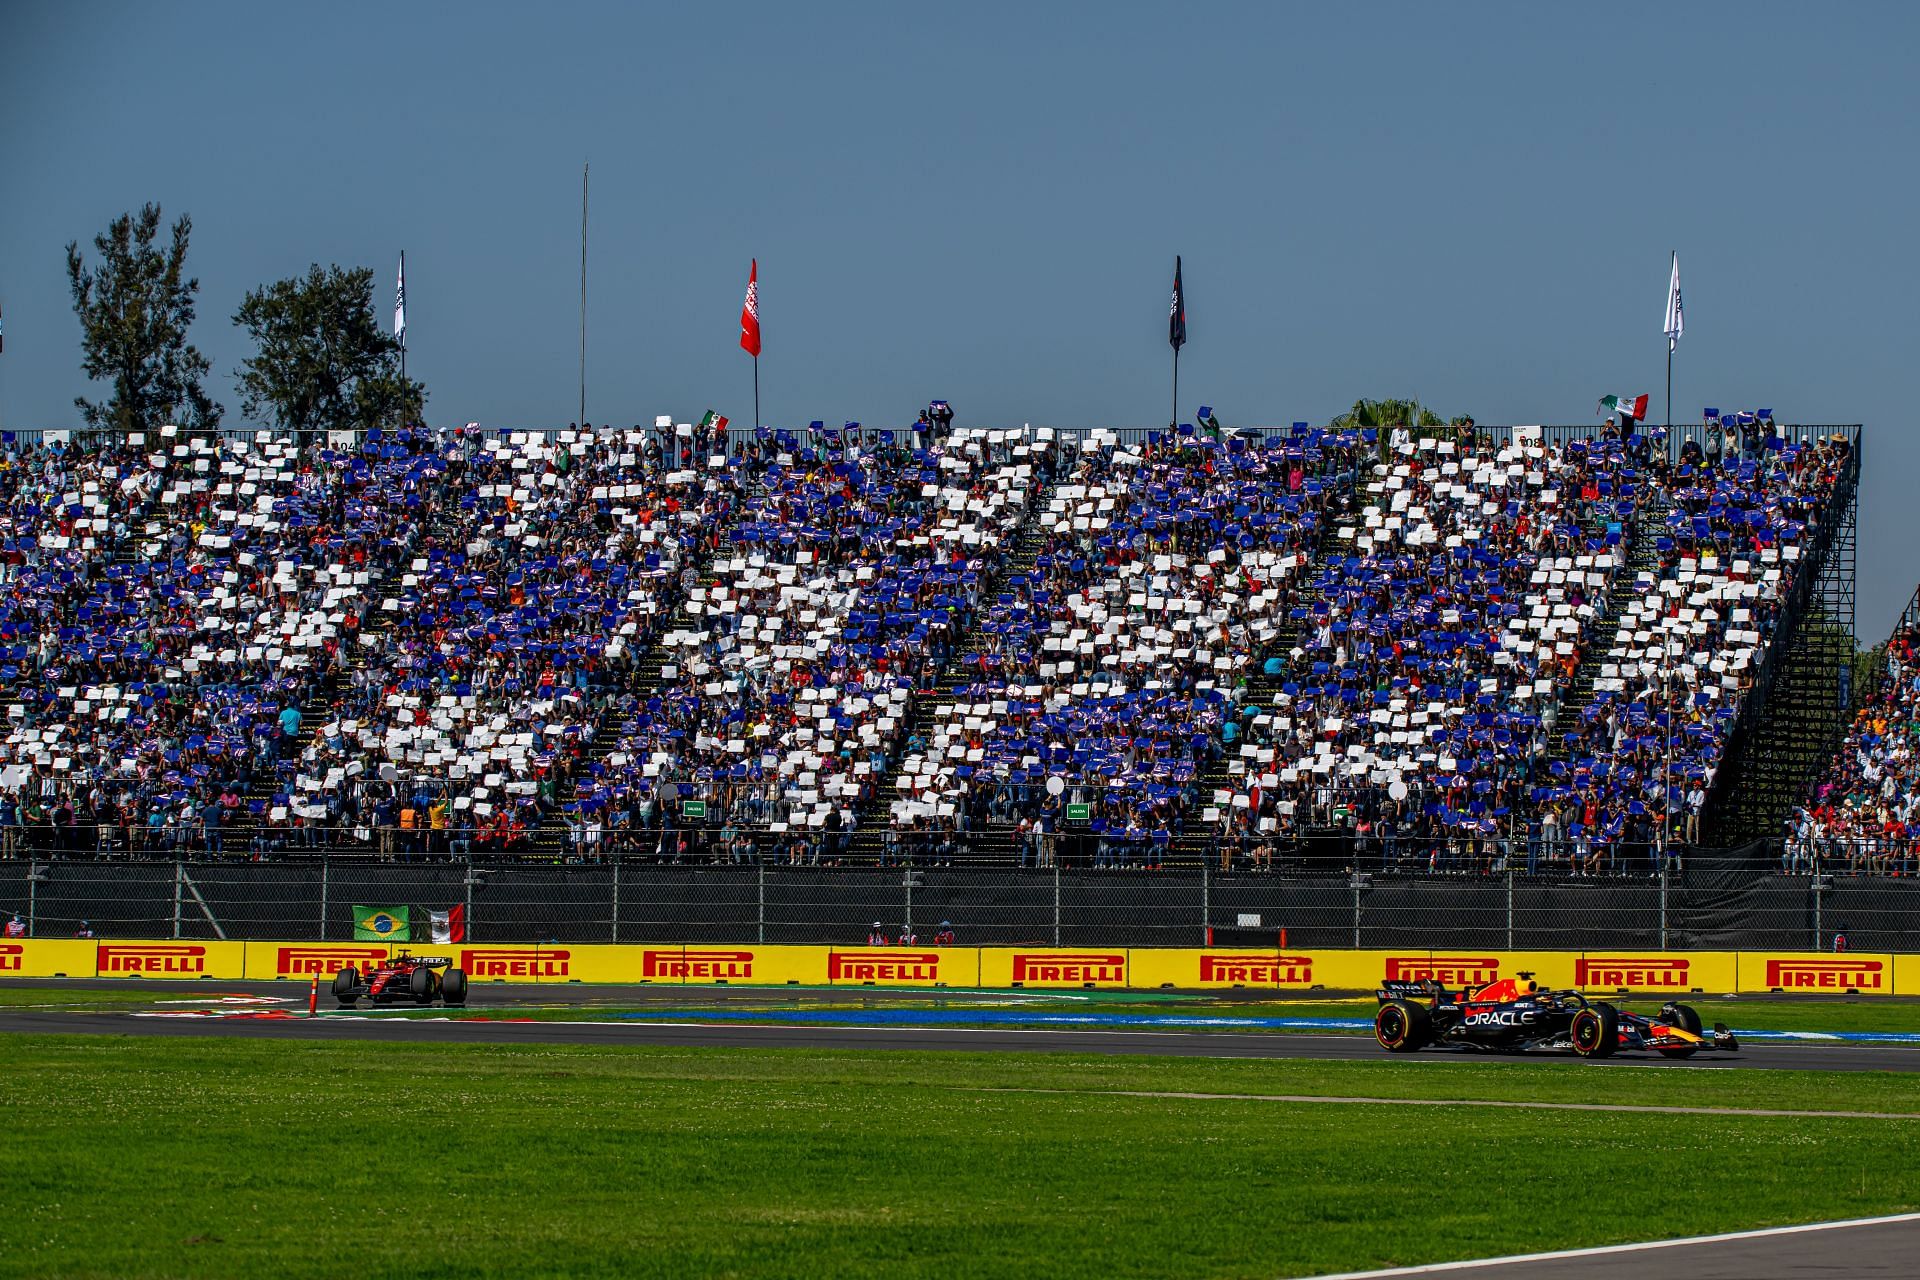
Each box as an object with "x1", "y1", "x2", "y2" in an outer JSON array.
[
  {"x1": 1663, "y1": 251, "x2": 1682, "y2": 353},
  {"x1": 394, "y1": 252, "x2": 407, "y2": 344}
]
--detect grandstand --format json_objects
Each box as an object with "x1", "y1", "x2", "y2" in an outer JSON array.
[
  {"x1": 1790, "y1": 582, "x2": 1920, "y2": 874},
  {"x1": 0, "y1": 414, "x2": 1865, "y2": 877}
]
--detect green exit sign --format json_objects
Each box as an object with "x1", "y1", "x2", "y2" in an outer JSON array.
[
  {"x1": 1065, "y1": 803, "x2": 1090, "y2": 823},
  {"x1": 682, "y1": 800, "x2": 707, "y2": 819}
]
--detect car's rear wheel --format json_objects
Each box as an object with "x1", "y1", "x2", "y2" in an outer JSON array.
[
  {"x1": 1571, "y1": 1002, "x2": 1619, "y2": 1057},
  {"x1": 1375, "y1": 1000, "x2": 1431, "y2": 1053},
  {"x1": 441, "y1": 967, "x2": 468, "y2": 1007},
  {"x1": 410, "y1": 966, "x2": 436, "y2": 1004},
  {"x1": 332, "y1": 966, "x2": 360, "y2": 1007},
  {"x1": 1659, "y1": 1002, "x2": 1703, "y2": 1058}
]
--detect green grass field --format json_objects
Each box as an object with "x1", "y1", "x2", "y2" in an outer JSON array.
[{"x1": 3, "y1": 1035, "x2": 1918, "y2": 1279}]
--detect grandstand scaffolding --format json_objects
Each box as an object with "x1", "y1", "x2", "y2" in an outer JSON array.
[{"x1": 1701, "y1": 425, "x2": 1860, "y2": 846}]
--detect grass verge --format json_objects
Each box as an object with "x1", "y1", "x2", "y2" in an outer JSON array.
[{"x1": 2, "y1": 1035, "x2": 1917, "y2": 1279}]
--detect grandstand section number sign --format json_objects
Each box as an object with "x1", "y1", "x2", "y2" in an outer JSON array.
[
  {"x1": 682, "y1": 800, "x2": 707, "y2": 819},
  {"x1": 1065, "y1": 803, "x2": 1090, "y2": 822}
]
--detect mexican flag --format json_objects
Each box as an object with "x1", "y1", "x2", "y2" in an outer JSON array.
[
  {"x1": 353, "y1": 906, "x2": 410, "y2": 941},
  {"x1": 698, "y1": 410, "x2": 729, "y2": 433},
  {"x1": 426, "y1": 905, "x2": 466, "y2": 945},
  {"x1": 1597, "y1": 393, "x2": 1649, "y2": 422}
]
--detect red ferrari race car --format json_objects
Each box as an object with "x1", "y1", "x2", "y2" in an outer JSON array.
[
  {"x1": 1373, "y1": 972, "x2": 1738, "y2": 1059},
  {"x1": 332, "y1": 951, "x2": 468, "y2": 1008}
]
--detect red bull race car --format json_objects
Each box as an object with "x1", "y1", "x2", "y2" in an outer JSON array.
[
  {"x1": 332, "y1": 951, "x2": 468, "y2": 1008},
  {"x1": 1373, "y1": 972, "x2": 1738, "y2": 1059}
]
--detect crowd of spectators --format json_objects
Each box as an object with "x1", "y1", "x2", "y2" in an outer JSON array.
[
  {"x1": 576, "y1": 424, "x2": 1050, "y2": 861},
  {"x1": 1788, "y1": 599, "x2": 1920, "y2": 875},
  {"x1": 895, "y1": 425, "x2": 1364, "y2": 862},
  {"x1": 0, "y1": 413, "x2": 1869, "y2": 877}
]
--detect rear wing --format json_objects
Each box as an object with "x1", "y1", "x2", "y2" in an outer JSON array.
[{"x1": 1377, "y1": 978, "x2": 1443, "y2": 1002}]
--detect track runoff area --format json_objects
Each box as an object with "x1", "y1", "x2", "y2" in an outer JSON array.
[{"x1": 6, "y1": 951, "x2": 1917, "y2": 1279}]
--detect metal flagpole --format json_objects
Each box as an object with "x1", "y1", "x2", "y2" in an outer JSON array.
[
  {"x1": 1171, "y1": 347, "x2": 1179, "y2": 430},
  {"x1": 1663, "y1": 639, "x2": 1672, "y2": 863},
  {"x1": 753, "y1": 354, "x2": 760, "y2": 433},
  {"x1": 579, "y1": 163, "x2": 589, "y2": 426}
]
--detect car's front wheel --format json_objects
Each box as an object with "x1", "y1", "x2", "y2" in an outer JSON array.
[
  {"x1": 332, "y1": 966, "x2": 360, "y2": 1008},
  {"x1": 1375, "y1": 1000, "x2": 1431, "y2": 1053},
  {"x1": 1658, "y1": 1002, "x2": 1703, "y2": 1058}
]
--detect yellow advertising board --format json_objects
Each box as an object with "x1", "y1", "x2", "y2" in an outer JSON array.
[
  {"x1": 0, "y1": 939, "x2": 97, "y2": 978},
  {"x1": 1735, "y1": 952, "x2": 1896, "y2": 995},
  {"x1": 824, "y1": 946, "x2": 974, "y2": 986},
  {"x1": 979, "y1": 947, "x2": 1130, "y2": 989},
  {"x1": 92, "y1": 939, "x2": 247, "y2": 979},
  {"x1": 3, "y1": 940, "x2": 1911, "y2": 992}
]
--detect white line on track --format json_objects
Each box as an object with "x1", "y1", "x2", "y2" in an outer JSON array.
[
  {"x1": 1294, "y1": 1212, "x2": 1920, "y2": 1278},
  {"x1": 979, "y1": 1086, "x2": 1920, "y2": 1121}
]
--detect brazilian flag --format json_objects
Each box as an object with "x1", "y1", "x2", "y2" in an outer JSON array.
[{"x1": 353, "y1": 906, "x2": 410, "y2": 941}]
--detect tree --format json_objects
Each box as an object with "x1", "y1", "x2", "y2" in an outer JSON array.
[
  {"x1": 1327, "y1": 398, "x2": 1449, "y2": 431},
  {"x1": 232, "y1": 264, "x2": 424, "y2": 437},
  {"x1": 66, "y1": 203, "x2": 223, "y2": 432}
]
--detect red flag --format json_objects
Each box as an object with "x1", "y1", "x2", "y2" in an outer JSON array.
[{"x1": 739, "y1": 259, "x2": 761, "y2": 357}]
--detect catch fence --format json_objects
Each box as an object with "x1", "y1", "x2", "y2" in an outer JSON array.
[{"x1": 3, "y1": 857, "x2": 1913, "y2": 953}]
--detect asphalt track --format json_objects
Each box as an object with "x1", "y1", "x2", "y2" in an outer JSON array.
[
  {"x1": 2, "y1": 980, "x2": 1917, "y2": 1071},
  {"x1": 1308, "y1": 1214, "x2": 1920, "y2": 1279}
]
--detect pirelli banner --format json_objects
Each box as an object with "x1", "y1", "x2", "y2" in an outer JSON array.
[{"x1": 0, "y1": 941, "x2": 1911, "y2": 995}]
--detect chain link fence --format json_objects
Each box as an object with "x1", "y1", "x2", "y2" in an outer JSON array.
[{"x1": 3, "y1": 857, "x2": 1915, "y2": 952}]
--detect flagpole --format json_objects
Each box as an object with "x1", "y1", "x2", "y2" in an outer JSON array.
[
  {"x1": 579, "y1": 162, "x2": 589, "y2": 426},
  {"x1": 753, "y1": 354, "x2": 760, "y2": 432},
  {"x1": 1171, "y1": 347, "x2": 1179, "y2": 430},
  {"x1": 398, "y1": 250, "x2": 407, "y2": 390}
]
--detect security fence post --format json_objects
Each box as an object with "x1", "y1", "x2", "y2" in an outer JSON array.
[
  {"x1": 1658, "y1": 866, "x2": 1669, "y2": 949},
  {"x1": 1812, "y1": 876, "x2": 1823, "y2": 951},
  {"x1": 27, "y1": 864, "x2": 37, "y2": 937},
  {"x1": 610, "y1": 857, "x2": 620, "y2": 944},
  {"x1": 464, "y1": 855, "x2": 475, "y2": 942},
  {"x1": 903, "y1": 867, "x2": 915, "y2": 940},
  {"x1": 319, "y1": 858, "x2": 329, "y2": 941},
  {"x1": 756, "y1": 859, "x2": 766, "y2": 944},
  {"x1": 1052, "y1": 859, "x2": 1061, "y2": 945},
  {"x1": 1352, "y1": 875, "x2": 1362, "y2": 948},
  {"x1": 1505, "y1": 866, "x2": 1515, "y2": 951},
  {"x1": 1200, "y1": 858, "x2": 1210, "y2": 944},
  {"x1": 173, "y1": 859, "x2": 184, "y2": 940}
]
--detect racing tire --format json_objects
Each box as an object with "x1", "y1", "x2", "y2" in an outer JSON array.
[
  {"x1": 1375, "y1": 1000, "x2": 1431, "y2": 1053},
  {"x1": 332, "y1": 967, "x2": 360, "y2": 1007},
  {"x1": 441, "y1": 967, "x2": 468, "y2": 1007},
  {"x1": 1659, "y1": 1002, "x2": 1703, "y2": 1058},
  {"x1": 409, "y1": 965, "x2": 436, "y2": 1003},
  {"x1": 1570, "y1": 1002, "x2": 1619, "y2": 1058}
]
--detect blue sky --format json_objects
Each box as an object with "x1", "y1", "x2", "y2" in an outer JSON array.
[{"x1": 1, "y1": 2, "x2": 1914, "y2": 631}]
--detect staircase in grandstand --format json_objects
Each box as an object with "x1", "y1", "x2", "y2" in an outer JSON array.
[
  {"x1": 1700, "y1": 431, "x2": 1862, "y2": 846},
  {"x1": 842, "y1": 476, "x2": 1063, "y2": 868}
]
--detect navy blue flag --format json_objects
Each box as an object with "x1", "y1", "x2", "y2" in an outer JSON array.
[{"x1": 1169, "y1": 256, "x2": 1186, "y2": 352}]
